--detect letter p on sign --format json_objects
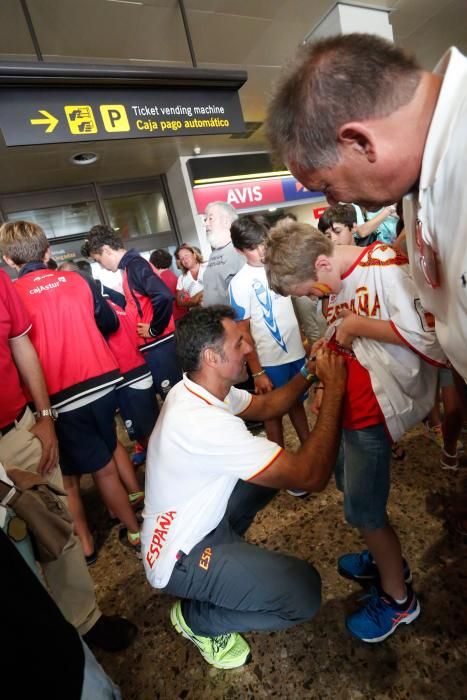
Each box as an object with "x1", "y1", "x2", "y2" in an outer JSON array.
[{"x1": 100, "y1": 105, "x2": 130, "y2": 132}]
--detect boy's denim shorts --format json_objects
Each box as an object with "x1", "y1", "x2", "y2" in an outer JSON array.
[
  {"x1": 334, "y1": 423, "x2": 391, "y2": 530},
  {"x1": 439, "y1": 366, "x2": 454, "y2": 388}
]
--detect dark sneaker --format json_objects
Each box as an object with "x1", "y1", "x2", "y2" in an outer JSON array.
[
  {"x1": 85, "y1": 549, "x2": 97, "y2": 567},
  {"x1": 170, "y1": 601, "x2": 251, "y2": 669},
  {"x1": 83, "y1": 614, "x2": 138, "y2": 652},
  {"x1": 346, "y1": 586, "x2": 420, "y2": 643},
  {"x1": 286, "y1": 489, "x2": 309, "y2": 498},
  {"x1": 338, "y1": 549, "x2": 412, "y2": 584}
]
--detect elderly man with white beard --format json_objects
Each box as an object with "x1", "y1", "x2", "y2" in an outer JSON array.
[{"x1": 202, "y1": 201, "x2": 244, "y2": 307}]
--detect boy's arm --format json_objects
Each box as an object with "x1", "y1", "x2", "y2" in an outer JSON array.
[
  {"x1": 130, "y1": 259, "x2": 174, "y2": 337},
  {"x1": 245, "y1": 350, "x2": 346, "y2": 493},
  {"x1": 355, "y1": 205, "x2": 397, "y2": 239},
  {"x1": 236, "y1": 319, "x2": 273, "y2": 394},
  {"x1": 335, "y1": 309, "x2": 404, "y2": 348}
]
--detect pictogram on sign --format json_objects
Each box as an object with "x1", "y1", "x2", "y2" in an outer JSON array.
[
  {"x1": 100, "y1": 104, "x2": 130, "y2": 132},
  {"x1": 64, "y1": 105, "x2": 97, "y2": 134}
]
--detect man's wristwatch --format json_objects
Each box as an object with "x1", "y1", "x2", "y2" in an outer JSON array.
[
  {"x1": 37, "y1": 408, "x2": 58, "y2": 420},
  {"x1": 299, "y1": 363, "x2": 319, "y2": 384}
]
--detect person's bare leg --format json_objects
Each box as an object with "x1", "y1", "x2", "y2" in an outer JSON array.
[
  {"x1": 264, "y1": 417, "x2": 284, "y2": 447},
  {"x1": 361, "y1": 524, "x2": 406, "y2": 600},
  {"x1": 113, "y1": 440, "x2": 140, "y2": 494},
  {"x1": 441, "y1": 384, "x2": 464, "y2": 465},
  {"x1": 288, "y1": 401, "x2": 310, "y2": 444},
  {"x1": 63, "y1": 474, "x2": 94, "y2": 557},
  {"x1": 92, "y1": 460, "x2": 140, "y2": 534}
]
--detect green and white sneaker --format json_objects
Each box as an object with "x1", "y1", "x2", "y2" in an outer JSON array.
[{"x1": 170, "y1": 600, "x2": 251, "y2": 669}]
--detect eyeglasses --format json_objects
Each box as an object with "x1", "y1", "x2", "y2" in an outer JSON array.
[{"x1": 415, "y1": 218, "x2": 440, "y2": 289}]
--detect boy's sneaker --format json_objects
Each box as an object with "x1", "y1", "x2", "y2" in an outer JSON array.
[
  {"x1": 286, "y1": 489, "x2": 309, "y2": 498},
  {"x1": 338, "y1": 550, "x2": 412, "y2": 584},
  {"x1": 424, "y1": 422, "x2": 464, "y2": 452},
  {"x1": 170, "y1": 601, "x2": 251, "y2": 669},
  {"x1": 131, "y1": 449, "x2": 147, "y2": 467},
  {"x1": 118, "y1": 527, "x2": 142, "y2": 558},
  {"x1": 346, "y1": 585, "x2": 420, "y2": 643}
]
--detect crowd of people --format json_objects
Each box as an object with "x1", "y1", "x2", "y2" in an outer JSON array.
[{"x1": 1, "y1": 32, "x2": 466, "y2": 697}]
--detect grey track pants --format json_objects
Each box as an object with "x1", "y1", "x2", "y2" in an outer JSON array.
[{"x1": 163, "y1": 480, "x2": 321, "y2": 636}]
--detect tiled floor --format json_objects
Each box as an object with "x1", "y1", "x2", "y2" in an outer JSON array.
[{"x1": 84, "y1": 420, "x2": 467, "y2": 700}]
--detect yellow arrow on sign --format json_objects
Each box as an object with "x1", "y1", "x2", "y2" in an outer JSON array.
[{"x1": 30, "y1": 110, "x2": 59, "y2": 133}]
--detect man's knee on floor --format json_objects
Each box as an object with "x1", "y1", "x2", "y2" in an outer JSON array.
[{"x1": 284, "y1": 560, "x2": 322, "y2": 623}]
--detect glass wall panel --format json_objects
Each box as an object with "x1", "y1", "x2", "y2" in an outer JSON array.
[
  {"x1": 102, "y1": 192, "x2": 171, "y2": 241},
  {"x1": 8, "y1": 201, "x2": 100, "y2": 239}
]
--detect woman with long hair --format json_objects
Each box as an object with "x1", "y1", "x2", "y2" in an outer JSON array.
[{"x1": 174, "y1": 244, "x2": 207, "y2": 309}]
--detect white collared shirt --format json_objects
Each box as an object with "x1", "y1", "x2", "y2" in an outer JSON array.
[
  {"x1": 404, "y1": 47, "x2": 467, "y2": 381},
  {"x1": 141, "y1": 374, "x2": 282, "y2": 588}
]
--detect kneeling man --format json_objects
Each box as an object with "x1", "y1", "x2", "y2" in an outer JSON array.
[{"x1": 141, "y1": 305, "x2": 346, "y2": 669}]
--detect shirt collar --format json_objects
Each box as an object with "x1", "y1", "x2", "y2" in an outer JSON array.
[
  {"x1": 182, "y1": 373, "x2": 231, "y2": 410},
  {"x1": 18, "y1": 262, "x2": 47, "y2": 278},
  {"x1": 420, "y1": 47, "x2": 465, "y2": 191},
  {"x1": 118, "y1": 248, "x2": 139, "y2": 270}
]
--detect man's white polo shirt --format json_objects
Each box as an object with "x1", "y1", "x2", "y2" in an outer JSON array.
[
  {"x1": 141, "y1": 374, "x2": 283, "y2": 589},
  {"x1": 404, "y1": 47, "x2": 467, "y2": 381}
]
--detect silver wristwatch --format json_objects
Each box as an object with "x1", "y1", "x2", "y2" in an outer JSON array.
[{"x1": 37, "y1": 408, "x2": 58, "y2": 420}]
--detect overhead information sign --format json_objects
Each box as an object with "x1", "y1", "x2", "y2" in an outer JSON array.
[{"x1": 0, "y1": 87, "x2": 245, "y2": 146}]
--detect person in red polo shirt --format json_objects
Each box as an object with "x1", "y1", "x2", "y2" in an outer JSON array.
[{"x1": 0, "y1": 268, "x2": 137, "y2": 651}]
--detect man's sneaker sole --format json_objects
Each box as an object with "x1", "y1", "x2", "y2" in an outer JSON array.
[
  {"x1": 170, "y1": 603, "x2": 251, "y2": 670},
  {"x1": 346, "y1": 598, "x2": 421, "y2": 643}
]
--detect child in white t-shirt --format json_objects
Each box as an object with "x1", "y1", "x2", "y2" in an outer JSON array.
[
  {"x1": 264, "y1": 220, "x2": 445, "y2": 644},
  {"x1": 228, "y1": 215, "x2": 309, "y2": 457}
]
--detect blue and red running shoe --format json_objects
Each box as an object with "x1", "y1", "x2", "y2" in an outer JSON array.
[
  {"x1": 131, "y1": 448, "x2": 147, "y2": 467},
  {"x1": 346, "y1": 585, "x2": 420, "y2": 643},
  {"x1": 338, "y1": 549, "x2": 412, "y2": 584}
]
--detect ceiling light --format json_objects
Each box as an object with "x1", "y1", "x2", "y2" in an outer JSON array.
[
  {"x1": 268, "y1": 207, "x2": 277, "y2": 212},
  {"x1": 70, "y1": 152, "x2": 99, "y2": 166},
  {"x1": 106, "y1": 1, "x2": 144, "y2": 6},
  {"x1": 193, "y1": 170, "x2": 290, "y2": 186}
]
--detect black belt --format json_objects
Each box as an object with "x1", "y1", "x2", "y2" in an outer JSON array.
[{"x1": 0, "y1": 405, "x2": 27, "y2": 437}]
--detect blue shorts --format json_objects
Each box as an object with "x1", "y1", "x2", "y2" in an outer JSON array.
[
  {"x1": 334, "y1": 424, "x2": 391, "y2": 530},
  {"x1": 263, "y1": 356, "x2": 307, "y2": 402},
  {"x1": 55, "y1": 391, "x2": 118, "y2": 476},
  {"x1": 116, "y1": 383, "x2": 158, "y2": 442},
  {"x1": 439, "y1": 367, "x2": 454, "y2": 388},
  {"x1": 142, "y1": 335, "x2": 182, "y2": 398}
]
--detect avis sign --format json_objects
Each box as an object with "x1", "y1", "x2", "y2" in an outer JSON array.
[
  {"x1": 193, "y1": 179, "x2": 283, "y2": 211},
  {"x1": 192, "y1": 177, "x2": 323, "y2": 213}
]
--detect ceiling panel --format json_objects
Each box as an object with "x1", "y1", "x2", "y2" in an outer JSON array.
[
  {"x1": 187, "y1": 0, "x2": 280, "y2": 20},
  {"x1": 27, "y1": 0, "x2": 191, "y2": 63},
  {"x1": 187, "y1": 11, "x2": 270, "y2": 65},
  {"x1": 396, "y1": 0, "x2": 467, "y2": 68},
  {"x1": 0, "y1": 0, "x2": 36, "y2": 59},
  {"x1": 390, "y1": 0, "x2": 455, "y2": 39}
]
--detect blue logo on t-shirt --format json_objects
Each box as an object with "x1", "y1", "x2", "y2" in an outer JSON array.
[{"x1": 252, "y1": 279, "x2": 287, "y2": 352}]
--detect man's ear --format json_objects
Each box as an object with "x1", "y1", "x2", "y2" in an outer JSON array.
[
  {"x1": 337, "y1": 122, "x2": 377, "y2": 163},
  {"x1": 203, "y1": 346, "x2": 219, "y2": 369},
  {"x1": 2, "y1": 254, "x2": 16, "y2": 270},
  {"x1": 43, "y1": 247, "x2": 51, "y2": 263}
]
